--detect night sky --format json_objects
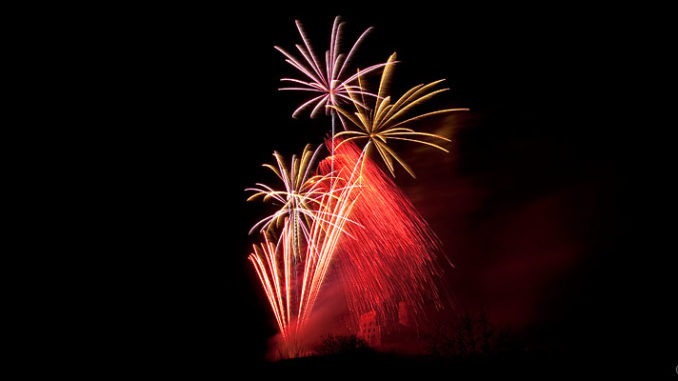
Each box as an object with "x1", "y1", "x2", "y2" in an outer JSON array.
[{"x1": 106, "y1": 3, "x2": 674, "y2": 376}]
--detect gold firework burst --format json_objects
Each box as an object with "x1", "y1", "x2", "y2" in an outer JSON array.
[{"x1": 332, "y1": 53, "x2": 468, "y2": 177}]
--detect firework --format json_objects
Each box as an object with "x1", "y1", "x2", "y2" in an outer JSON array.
[
  {"x1": 320, "y1": 138, "x2": 448, "y2": 325},
  {"x1": 275, "y1": 16, "x2": 389, "y2": 119},
  {"x1": 295, "y1": 149, "x2": 365, "y2": 328},
  {"x1": 247, "y1": 17, "x2": 467, "y2": 358},
  {"x1": 275, "y1": 15, "x2": 394, "y2": 183},
  {"x1": 248, "y1": 156, "x2": 366, "y2": 355},
  {"x1": 333, "y1": 52, "x2": 469, "y2": 177},
  {"x1": 246, "y1": 144, "x2": 341, "y2": 259},
  {"x1": 248, "y1": 233, "x2": 290, "y2": 341}
]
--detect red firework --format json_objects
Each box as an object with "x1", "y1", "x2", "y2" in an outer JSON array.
[{"x1": 320, "y1": 138, "x2": 451, "y2": 328}]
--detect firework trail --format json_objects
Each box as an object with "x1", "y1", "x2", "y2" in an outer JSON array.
[
  {"x1": 248, "y1": 233, "x2": 291, "y2": 342},
  {"x1": 248, "y1": 154, "x2": 366, "y2": 355},
  {"x1": 319, "y1": 138, "x2": 450, "y2": 327}
]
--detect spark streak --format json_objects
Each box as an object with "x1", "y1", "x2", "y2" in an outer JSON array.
[
  {"x1": 248, "y1": 153, "x2": 366, "y2": 354},
  {"x1": 321, "y1": 139, "x2": 449, "y2": 324}
]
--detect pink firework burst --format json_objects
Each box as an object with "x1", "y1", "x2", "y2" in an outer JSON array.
[{"x1": 274, "y1": 16, "x2": 390, "y2": 120}]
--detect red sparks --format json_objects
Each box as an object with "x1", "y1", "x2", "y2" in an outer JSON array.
[
  {"x1": 249, "y1": 138, "x2": 451, "y2": 357},
  {"x1": 320, "y1": 138, "x2": 451, "y2": 329}
]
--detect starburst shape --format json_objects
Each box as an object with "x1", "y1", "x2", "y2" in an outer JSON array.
[
  {"x1": 332, "y1": 53, "x2": 469, "y2": 177},
  {"x1": 274, "y1": 16, "x2": 389, "y2": 120},
  {"x1": 245, "y1": 144, "x2": 327, "y2": 236}
]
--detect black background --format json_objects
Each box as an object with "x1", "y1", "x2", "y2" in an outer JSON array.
[{"x1": 76, "y1": 2, "x2": 675, "y2": 377}]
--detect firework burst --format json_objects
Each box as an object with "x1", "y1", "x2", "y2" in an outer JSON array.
[
  {"x1": 245, "y1": 144, "x2": 355, "y2": 261},
  {"x1": 275, "y1": 16, "x2": 389, "y2": 119},
  {"x1": 246, "y1": 144, "x2": 324, "y2": 235},
  {"x1": 333, "y1": 52, "x2": 469, "y2": 177}
]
